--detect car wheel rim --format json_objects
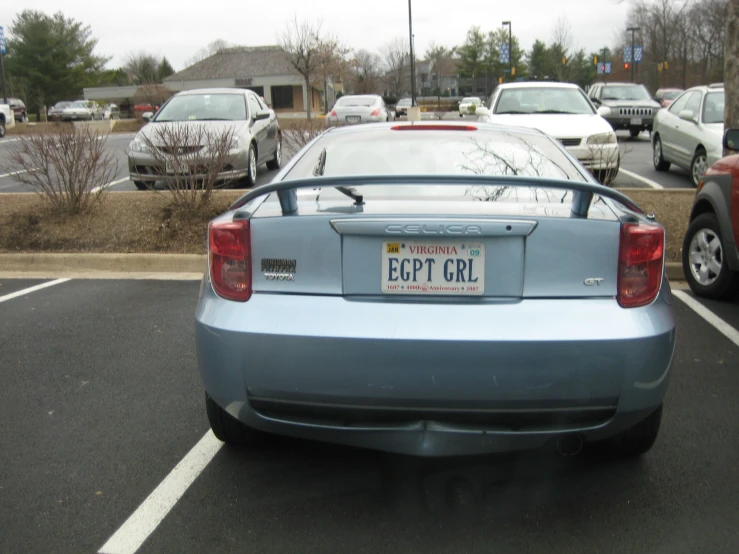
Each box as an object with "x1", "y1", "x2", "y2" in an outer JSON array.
[
  {"x1": 692, "y1": 154, "x2": 707, "y2": 185},
  {"x1": 249, "y1": 149, "x2": 256, "y2": 181},
  {"x1": 275, "y1": 141, "x2": 281, "y2": 165},
  {"x1": 653, "y1": 139, "x2": 662, "y2": 166},
  {"x1": 688, "y1": 228, "x2": 723, "y2": 286}
]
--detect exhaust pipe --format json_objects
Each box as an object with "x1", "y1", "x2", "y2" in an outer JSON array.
[{"x1": 556, "y1": 434, "x2": 584, "y2": 456}]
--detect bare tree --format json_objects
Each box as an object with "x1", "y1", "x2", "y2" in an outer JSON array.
[
  {"x1": 278, "y1": 17, "x2": 325, "y2": 119},
  {"x1": 124, "y1": 51, "x2": 162, "y2": 84},
  {"x1": 5, "y1": 125, "x2": 117, "y2": 215},
  {"x1": 134, "y1": 84, "x2": 174, "y2": 108},
  {"x1": 725, "y1": 0, "x2": 739, "y2": 138},
  {"x1": 550, "y1": 14, "x2": 575, "y2": 81},
  {"x1": 185, "y1": 39, "x2": 232, "y2": 67},
  {"x1": 315, "y1": 37, "x2": 351, "y2": 113},
  {"x1": 380, "y1": 37, "x2": 410, "y2": 97},
  {"x1": 350, "y1": 49, "x2": 382, "y2": 94}
]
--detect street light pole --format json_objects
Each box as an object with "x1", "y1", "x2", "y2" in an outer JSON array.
[
  {"x1": 627, "y1": 26, "x2": 640, "y2": 83},
  {"x1": 502, "y1": 21, "x2": 512, "y2": 82},
  {"x1": 408, "y1": 0, "x2": 417, "y2": 107}
]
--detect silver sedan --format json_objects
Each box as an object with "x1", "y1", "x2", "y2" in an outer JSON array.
[{"x1": 326, "y1": 95, "x2": 395, "y2": 126}]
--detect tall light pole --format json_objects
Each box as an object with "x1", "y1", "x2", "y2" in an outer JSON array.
[
  {"x1": 502, "y1": 21, "x2": 512, "y2": 82},
  {"x1": 627, "y1": 26, "x2": 640, "y2": 83},
  {"x1": 408, "y1": 0, "x2": 417, "y2": 106}
]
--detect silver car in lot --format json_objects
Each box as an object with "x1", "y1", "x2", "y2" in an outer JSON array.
[
  {"x1": 652, "y1": 84, "x2": 724, "y2": 186},
  {"x1": 196, "y1": 121, "x2": 676, "y2": 458},
  {"x1": 127, "y1": 88, "x2": 281, "y2": 190},
  {"x1": 326, "y1": 95, "x2": 395, "y2": 126},
  {"x1": 60, "y1": 100, "x2": 103, "y2": 121}
]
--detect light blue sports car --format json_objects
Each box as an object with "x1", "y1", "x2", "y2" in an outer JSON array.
[{"x1": 196, "y1": 121, "x2": 676, "y2": 458}]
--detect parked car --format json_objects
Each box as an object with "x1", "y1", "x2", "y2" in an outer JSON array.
[
  {"x1": 127, "y1": 88, "x2": 281, "y2": 191},
  {"x1": 395, "y1": 97, "x2": 412, "y2": 117},
  {"x1": 48, "y1": 101, "x2": 72, "y2": 121},
  {"x1": 652, "y1": 83, "x2": 724, "y2": 186},
  {"x1": 587, "y1": 82, "x2": 661, "y2": 137},
  {"x1": 134, "y1": 104, "x2": 155, "y2": 114},
  {"x1": 61, "y1": 100, "x2": 103, "y2": 121},
  {"x1": 477, "y1": 82, "x2": 619, "y2": 184},
  {"x1": 681, "y1": 127, "x2": 739, "y2": 299},
  {"x1": 459, "y1": 96, "x2": 483, "y2": 117},
  {"x1": 326, "y1": 95, "x2": 395, "y2": 126},
  {"x1": 654, "y1": 88, "x2": 683, "y2": 109},
  {"x1": 196, "y1": 121, "x2": 676, "y2": 459},
  {"x1": 103, "y1": 104, "x2": 120, "y2": 120},
  {"x1": 0, "y1": 102, "x2": 16, "y2": 137},
  {"x1": 7, "y1": 98, "x2": 28, "y2": 123}
]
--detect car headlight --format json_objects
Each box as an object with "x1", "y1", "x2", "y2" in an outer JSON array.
[
  {"x1": 587, "y1": 132, "x2": 617, "y2": 145},
  {"x1": 597, "y1": 106, "x2": 612, "y2": 117},
  {"x1": 129, "y1": 137, "x2": 149, "y2": 153},
  {"x1": 228, "y1": 136, "x2": 241, "y2": 150}
]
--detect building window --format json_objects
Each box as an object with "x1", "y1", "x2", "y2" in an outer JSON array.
[
  {"x1": 272, "y1": 85, "x2": 294, "y2": 109},
  {"x1": 245, "y1": 86, "x2": 264, "y2": 97}
]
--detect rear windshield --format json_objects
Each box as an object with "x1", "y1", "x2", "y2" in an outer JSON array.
[
  {"x1": 336, "y1": 96, "x2": 378, "y2": 107},
  {"x1": 702, "y1": 91, "x2": 724, "y2": 124},
  {"x1": 397, "y1": 98, "x2": 412, "y2": 106},
  {"x1": 286, "y1": 128, "x2": 585, "y2": 183},
  {"x1": 70, "y1": 101, "x2": 90, "y2": 108}
]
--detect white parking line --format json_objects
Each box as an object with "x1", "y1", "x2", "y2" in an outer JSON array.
[
  {"x1": 0, "y1": 278, "x2": 70, "y2": 303},
  {"x1": 92, "y1": 177, "x2": 131, "y2": 193},
  {"x1": 0, "y1": 168, "x2": 39, "y2": 180},
  {"x1": 618, "y1": 168, "x2": 664, "y2": 189},
  {"x1": 673, "y1": 290, "x2": 739, "y2": 347},
  {"x1": 98, "y1": 431, "x2": 223, "y2": 554},
  {"x1": 0, "y1": 138, "x2": 21, "y2": 145}
]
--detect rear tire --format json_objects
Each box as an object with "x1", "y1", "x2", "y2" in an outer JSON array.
[
  {"x1": 652, "y1": 135, "x2": 671, "y2": 171},
  {"x1": 682, "y1": 213, "x2": 736, "y2": 299},
  {"x1": 629, "y1": 128, "x2": 640, "y2": 138},
  {"x1": 599, "y1": 405, "x2": 662, "y2": 457},
  {"x1": 0, "y1": 119, "x2": 5, "y2": 138},
  {"x1": 690, "y1": 148, "x2": 708, "y2": 187},
  {"x1": 205, "y1": 393, "x2": 264, "y2": 446},
  {"x1": 133, "y1": 180, "x2": 150, "y2": 190}
]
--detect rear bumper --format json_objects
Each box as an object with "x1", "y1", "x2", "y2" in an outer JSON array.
[{"x1": 196, "y1": 283, "x2": 676, "y2": 456}]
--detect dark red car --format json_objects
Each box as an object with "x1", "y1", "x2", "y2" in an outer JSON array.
[{"x1": 682, "y1": 128, "x2": 739, "y2": 298}]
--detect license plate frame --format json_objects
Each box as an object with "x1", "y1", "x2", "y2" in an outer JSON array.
[
  {"x1": 381, "y1": 241, "x2": 485, "y2": 295},
  {"x1": 630, "y1": 117, "x2": 643, "y2": 125},
  {"x1": 165, "y1": 160, "x2": 190, "y2": 174},
  {"x1": 346, "y1": 116, "x2": 361, "y2": 123}
]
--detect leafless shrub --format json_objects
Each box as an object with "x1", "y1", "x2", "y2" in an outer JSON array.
[
  {"x1": 133, "y1": 123, "x2": 237, "y2": 212},
  {"x1": 281, "y1": 118, "x2": 330, "y2": 155},
  {"x1": 5, "y1": 124, "x2": 117, "y2": 215},
  {"x1": 587, "y1": 140, "x2": 630, "y2": 187}
]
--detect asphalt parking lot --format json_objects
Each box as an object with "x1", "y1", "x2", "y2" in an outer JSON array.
[
  {"x1": 0, "y1": 118, "x2": 694, "y2": 194},
  {"x1": 1, "y1": 277, "x2": 738, "y2": 554}
]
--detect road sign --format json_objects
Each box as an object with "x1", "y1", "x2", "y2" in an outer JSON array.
[
  {"x1": 605, "y1": 62, "x2": 612, "y2": 74},
  {"x1": 634, "y1": 46, "x2": 643, "y2": 62},
  {"x1": 0, "y1": 26, "x2": 6, "y2": 55},
  {"x1": 499, "y1": 43, "x2": 510, "y2": 64},
  {"x1": 623, "y1": 46, "x2": 632, "y2": 63}
]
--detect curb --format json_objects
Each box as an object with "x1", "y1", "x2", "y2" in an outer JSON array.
[{"x1": 0, "y1": 254, "x2": 685, "y2": 282}]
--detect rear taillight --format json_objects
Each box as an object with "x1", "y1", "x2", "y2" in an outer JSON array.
[
  {"x1": 209, "y1": 219, "x2": 252, "y2": 302},
  {"x1": 370, "y1": 109, "x2": 381, "y2": 116},
  {"x1": 330, "y1": 110, "x2": 336, "y2": 117},
  {"x1": 617, "y1": 223, "x2": 664, "y2": 308}
]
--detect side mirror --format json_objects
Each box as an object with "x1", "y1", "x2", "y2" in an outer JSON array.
[
  {"x1": 475, "y1": 107, "x2": 491, "y2": 117},
  {"x1": 678, "y1": 110, "x2": 696, "y2": 122},
  {"x1": 723, "y1": 128, "x2": 739, "y2": 151},
  {"x1": 142, "y1": 112, "x2": 153, "y2": 122},
  {"x1": 254, "y1": 111, "x2": 270, "y2": 121}
]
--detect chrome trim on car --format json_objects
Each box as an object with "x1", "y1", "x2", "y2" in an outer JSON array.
[{"x1": 330, "y1": 218, "x2": 537, "y2": 237}]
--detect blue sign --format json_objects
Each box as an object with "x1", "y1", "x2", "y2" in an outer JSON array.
[
  {"x1": 605, "y1": 62, "x2": 612, "y2": 74},
  {"x1": 0, "y1": 26, "x2": 5, "y2": 55},
  {"x1": 499, "y1": 43, "x2": 510, "y2": 64},
  {"x1": 623, "y1": 46, "x2": 632, "y2": 63},
  {"x1": 623, "y1": 46, "x2": 643, "y2": 63},
  {"x1": 597, "y1": 62, "x2": 612, "y2": 74},
  {"x1": 634, "y1": 46, "x2": 643, "y2": 62}
]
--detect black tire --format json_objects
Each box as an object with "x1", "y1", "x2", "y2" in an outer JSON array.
[
  {"x1": 682, "y1": 212, "x2": 736, "y2": 299},
  {"x1": 690, "y1": 148, "x2": 708, "y2": 187},
  {"x1": 652, "y1": 135, "x2": 670, "y2": 171},
  {"x1": 629, "y1": 128, "x2": 640, "y2": 138},
  {"x1": 599, "y1": 405, "x2": 662, "y2": 457},
  {"x1": 21, "y1": 113, "x2": 28, "y2": 123},
  {"x1": 266, "y1": 137, "x2": 281, "y2": 170},
  {"x1": 205, "y1": 393, "x2": 264, "y2": 446},
  {"x1": 133, "y1": 180, "x2": 150, "y2": 190},
  {"x1": 0, "y1": 119, "x2": 5, "y2": 138}
]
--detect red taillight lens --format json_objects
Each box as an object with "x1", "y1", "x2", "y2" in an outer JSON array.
[
  {"x1": 370, "y1": 109, "x2": 381, "y2": 116},
  {"x1": 209, "y1": 220, "x2": 252, "y2": 302},
  {"x1": 330, "y1": 110, "x2": 336, "y2": 117},
  {"x1": 617, "y1": 223, "x2": 664, "y2": 308}
]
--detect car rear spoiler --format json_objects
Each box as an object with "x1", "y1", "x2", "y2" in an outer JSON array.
[{"x1": 229, "y1": 175, "x2": 643, "y2": 219}]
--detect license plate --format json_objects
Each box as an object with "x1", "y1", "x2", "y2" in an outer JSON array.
[
  {"x1": 165, "y1": 160, "x2": 189, "y2": 174},
  {"x1": 630, "y1": 117, "x2": 642, "y2": 125},
  {"x1": 381, "y1": 241, "x2": 485, "y2": 295},
  {"x1": 346, "y1": 116, "x2": 361, "y2": 123}
]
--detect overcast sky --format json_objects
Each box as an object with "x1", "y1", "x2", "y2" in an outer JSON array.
[{"x1": 1, "y1": 0, "x2": 630, "y2": 71}]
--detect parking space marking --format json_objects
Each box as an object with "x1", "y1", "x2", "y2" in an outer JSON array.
[
  {"x1": 673, "y1": 290, "x2": 739, "y2": 347},
  {"x1": 0, "y1": 138, "x2": 21, "y2": 145},
  {"x1": 92, "y1": 176, "x2": 131, "y2": 193},
  {"x1": 0, "y1": 168, "x2": 39, "y2": 180},
  {"x1": 0, "y1": 278, "x2": 70, "y2": 303},
  {"x1": 98, "y1": 431, "x2": 223, "y2": 554},
  {"x1": 618, "y1": 168, "x2": 664, "y2": 189}
]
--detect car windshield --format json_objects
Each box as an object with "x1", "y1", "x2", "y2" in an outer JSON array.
[
  {"x1": 462, "y1": 97, "x2": 482, "y2": 104},
  {"x1": 663, "y1": 90, "x2": 682, "y2": 100},
  {"x1": 69, "y1": 101, "x2": 89, "y2": 108},
  {"x1": 701, "y1": 91, "x2": 724, "y2": 124},
  {"x1": 397, "y1": 98, "x2": 412, "y2": 106},
  {"x1": 154, "y1": 93, "x2": 247, "y2": 121},
  {"x1": 495, "y1": 88, "x2": 595, "y2": 115},
  {"x1": 54, "y1": 102, "x2": 71, "y2": 109},
  {"x1": 601, "y1": 85, "x2": 651, "y2": 101},
  {"x1": 336, "y1": 96, "x2": 377, "y2": 107}
]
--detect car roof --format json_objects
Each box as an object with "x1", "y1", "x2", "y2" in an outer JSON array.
[
  {"x1": 496, "y1": 82, "x2": 579, "y2": 90},
  {"x1": 686, "y1": 84, "x2": 724, "y2": 93}
]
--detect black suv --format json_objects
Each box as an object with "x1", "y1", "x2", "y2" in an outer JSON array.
[{"x1": 588, "y1": 83, "x2": 661, "y2": 138}]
